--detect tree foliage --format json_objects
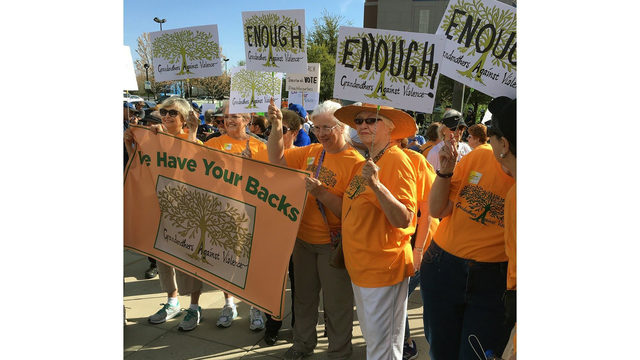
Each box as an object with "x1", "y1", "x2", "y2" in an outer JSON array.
[
  {"x1": 459, "y1": 184, "x2": 504, "y2": 227},
  {"x1": 133, "y1": 32, "x2": 172, "y2": 97},
  {"x1": 244, "y1": 13, "x2": 304, "y2": 67},
  {"x1": 157, "y1": 184, "x2": 252, "y2": 261},
  {"x1": 231, "y1": 69, "x2": 281, "y2": 108},
  {"x1": 153, "y1": 30, "x2": 220, "y2": 75},
  {"x1": 191, "y1": 74, "x2": 231, "y2": 100}
]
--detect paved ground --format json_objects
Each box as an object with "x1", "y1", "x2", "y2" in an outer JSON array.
[{"x1": 124, "y1": 250, "x2": 430, "y2": 359}]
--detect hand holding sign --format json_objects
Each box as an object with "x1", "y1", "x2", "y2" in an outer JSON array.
[
  {"x1": 361, "y1": 159, "x2": 380, "y2": 188},
  {"x1": 241, "y1": 139, "x2": 253, "y2": 158},
  {"x1": 305, "y1": 177, "x2": 324, "y2": 197},
  {"x1": 267, "y1": 98, "x2": 283, "y2": 124}
]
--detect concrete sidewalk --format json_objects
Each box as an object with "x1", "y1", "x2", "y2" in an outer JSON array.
[{"x1": 124, "y1": 250, "x2": 430, "y2": 359}]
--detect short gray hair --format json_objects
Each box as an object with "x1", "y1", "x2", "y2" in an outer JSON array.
[{"x1": 310, "y1": 100, "x2": 350, "y2": 142}]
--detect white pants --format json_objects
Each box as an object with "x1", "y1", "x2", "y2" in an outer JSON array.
[{"x1": 352, "y1": 279, "x2": 408, "y2": 360}]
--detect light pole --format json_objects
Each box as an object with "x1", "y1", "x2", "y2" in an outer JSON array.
[
  {"x1": 223, "y1": 58, "x2": 229, "y2": 74},
  {"x1": 143, "y1": 63, "x2": 150, "y2": 100},
  {"x1": 153, "y1": 17, "x2": 166, "y2": 31}
]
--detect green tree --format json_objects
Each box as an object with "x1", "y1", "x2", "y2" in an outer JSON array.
[
  {"x1": 459, "y1": 184, "x2": 505, "y2": 226},
  {"x1": 307, "y1": 10, "x2": 351, "y2": 101},
  {"x1": 244, "y1": 13, "x2": 304, "y2": 68},
  {"x1": 231, "y1": 69, "x2": 281, "y2": 109},
  {"x1": 337, "y1": 32, "x2": 437, "y2": 100},
  {"x1": 153, "y1": 30, "x2": 220, "y2": 75},
  {"x1": 157, "y1": 184, "x2": 253, "y2": 263},
  {"x1": 439, "y1": 0, "x2": 516, "y2": 85}
]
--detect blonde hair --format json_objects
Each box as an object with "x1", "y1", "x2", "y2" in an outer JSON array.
[{"x1": 158, "y1": 97, "x2": 190, "y2": 123}]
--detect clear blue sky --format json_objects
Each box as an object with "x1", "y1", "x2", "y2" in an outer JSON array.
[{"x1": 124, "y1": 0, "x2": 364, "y2": 67}]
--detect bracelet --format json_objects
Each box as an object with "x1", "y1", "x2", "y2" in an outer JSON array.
[{"x1": 436, "y1": 169, "x2": 453, "y2": 178}]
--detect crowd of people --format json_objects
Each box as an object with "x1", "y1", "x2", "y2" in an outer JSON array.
[{"x1": 124, "y1": 94, "x2": 517, "y2": 360}]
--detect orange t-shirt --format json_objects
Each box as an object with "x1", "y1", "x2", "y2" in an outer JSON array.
[
  {"x1": 505, "y1": 184, "x2": 516, "y2": 290},
  {"x1": 284, "y1": 143, "x2": 364, "y2": 245},
  {"x1": 252, "y1": 148, "x2": 270, "y2": 163},
  {"x1": 174, "y1": 132, "x2": 203, "y2": 144},
  {"x1": 204, "y1": 134, "x2": 266, "y2": 156},
  {"x1": 433, "y1": 143, "x2": 515, "y2": 262},
  {"x1": 342, "y1": 145, "x2": 417, "y2": 287}
]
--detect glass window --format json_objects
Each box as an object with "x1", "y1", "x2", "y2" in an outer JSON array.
[{"x1": 419, "y1": 9, "x2": 430, "y2": 33}]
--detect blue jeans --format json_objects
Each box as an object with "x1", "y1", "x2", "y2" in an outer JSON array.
[
  {"x1": 420, "y1": 241, "x2": 510, "y2": 360},
  {"x1": 404, "y1": 270, "x2": 421, "y2": 341}
]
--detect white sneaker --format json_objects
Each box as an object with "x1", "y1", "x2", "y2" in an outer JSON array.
[
  {"x1": 148, "y1": 303, "x2": 182, "y2": 324},
  {"x1": 249, "y1": 307, "x2": 265, "y2": 331},
  {"x1": 216, "y1": 304, "x2": 238, "y2": 328}
]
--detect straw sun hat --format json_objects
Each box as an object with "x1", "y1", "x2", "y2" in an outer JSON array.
[{"x1": 334, "y1": 103, "x2": 417, "y2": 140}]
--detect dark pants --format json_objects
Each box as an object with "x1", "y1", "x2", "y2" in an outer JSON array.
[
  {"x1": 420, "y1": 241, "x2": 510, "y2": 360},
  {"x1": 265, "y1": 256, "x2": 295, "y2": 331}
]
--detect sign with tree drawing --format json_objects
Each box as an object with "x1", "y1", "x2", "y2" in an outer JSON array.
[
  {"x1": 124, "y1": 126, "x2": 309, "y2": 316},
  {"x1": 436, "y1": 0, "x2": 516, "y2": 99},
  {"x1": 150, "y1": 24, "x2": 222, "y2": 82},
  {"x1": 333, "y1": 26, "x2": 445, "y2": 113},
  {"x1": 286, "y1": 63, "x2": 321, "y2": 93},
  {"x1": 242, "y1": 9, "x2": 307, "y2": 73},
  {"x1": 229, "y1": 66, "x2": 283, "y2": 114},
  {"x1": 287, "y1": 91, "x2": 319, "y2": 111}
]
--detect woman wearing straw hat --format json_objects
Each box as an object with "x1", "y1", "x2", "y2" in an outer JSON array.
[
  {"x1": 267, "y1": 98, "x2": 364, "y2": 360},
  {"x1": 334, "y1": 103, "x2": 418, "y2": 360},
  {"x1": 422, "y1": 97, "x2": 515, "y2": 360}
]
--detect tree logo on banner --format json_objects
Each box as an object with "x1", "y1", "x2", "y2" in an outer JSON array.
[
  {"x1": 157, "y1": 184, "x2": 252, "y2": 263},
  {"x1": 458, "y1": 184, "x2": 505, "y2": 227},
  {"x1": 337, "y1": 32, "x2": 438, "y2": 101},
  {"x1": 244, "y1": 13, "x2": 304, "y2": 68},
  {"x1": 440, "y1": 0, "x2": 516, "y2": 85},
  {"x1": 153, "y1": 30, "x2": 220, "y2": 75},
  {"x1": 231, "y1": 69, "x2": 281, "y2": 109}
]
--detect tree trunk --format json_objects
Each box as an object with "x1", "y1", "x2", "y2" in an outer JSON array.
[
  {"x1": 189, "y1": 229, "x2": 210, "y2": 264},
  {"x1": 178, "y1": 50, "x2": 191, "y2": 75},
  {"x1": 471, "y1": 204, "x2": 491, "y2": 224},
  {"x1": 366, "y1": 71, "x2": 390, "y2": 100},
  {"x1": 263, "y1": 45, "x2": 276, "y2": 67},
  {"x1": 248, "y1": 87, "x2": 257, "y2": 108}
]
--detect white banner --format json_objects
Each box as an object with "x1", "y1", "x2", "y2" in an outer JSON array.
[
  {"x1": 286, "y1": 63, "x2": 320, "y2": 93},
  {"x1": 333, "y1": 26, "x2": 445, "y2": 114},
  {"x1": 229, "y1": 66, "x2": 283, "y2": 114},
  {"x1": 288, "y1": 91, "x2": 319, "y2": 111},
  {"x1": 242, "y1": 9, "x2": 307, "y2": 73},
  {"x1": 150, "y1": 24, "x2": 223, "y2": 82},
  {"x1": 436, "y1": 0, "x2": 516, "y2": 99}
]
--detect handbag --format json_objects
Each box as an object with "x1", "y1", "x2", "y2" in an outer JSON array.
[{"x1": 314, "y1": 150, "x2": 346, "y2": 269}]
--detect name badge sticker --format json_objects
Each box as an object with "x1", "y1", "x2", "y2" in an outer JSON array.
[{"x1": 468, "y1": 171, "x2": 482, "y2": 184}]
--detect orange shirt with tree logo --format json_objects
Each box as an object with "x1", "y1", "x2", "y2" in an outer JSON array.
[
  {"x1": 434, "y1": 143, "x2": 515, "y2": 262},
  {"x1": 342, "y1": 145, "x2": 417, "y2": 287},
  {"x1": 204, "y1": 134, "x2": 266, "y2": 155},
  {"x1": 505, "y1": 184, "x2": 516, "y2": 290},
  {"x1": 284, "y1": 143, "x2": 364, "y2": 245},
  {"x1": 403, "y1": 148, "x2": 439, "y2": 251}
]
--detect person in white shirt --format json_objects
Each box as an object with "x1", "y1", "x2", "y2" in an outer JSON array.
[{"x1": 426, "y1": 109, "x2": 472, "y2": 171}]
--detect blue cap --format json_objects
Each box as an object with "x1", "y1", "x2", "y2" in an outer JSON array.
[
  {"x1": 288, "y1": 103, "x2": 307, "y2": 119},
  {"x1": 191, "y1": 102, "x2": 200, "y2": 112}
]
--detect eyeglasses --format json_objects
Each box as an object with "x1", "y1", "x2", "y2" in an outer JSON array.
[
  {"x1": 353, "y1": 117, "x2": 382, "y2": 125},
  {"x1": 215, "y1": 119, "x2": 224, "y2": 125},
  {"x1": 310, "y1": 124, "x2": 340, "y2": 133},
  {"x1": 159, "y1": 109, "x2": 179, "y2": 117}
]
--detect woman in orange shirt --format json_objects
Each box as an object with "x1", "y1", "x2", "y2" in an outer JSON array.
[
  {"x1": 422, "y1": 96, "x2": 515, "y2": 360},
  {"x1": 336, "y1": 104, "x2": 418, "y2": 360}
]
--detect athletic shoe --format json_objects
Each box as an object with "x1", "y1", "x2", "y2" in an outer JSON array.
[
  {"x1": 283, "y1": 347, "x2": 312, "y2": 360},
  {"x1": 144, "y1": 263, "x2": 158, "y2": 279},
  {"x1": 249, "y1": 308, "x2": 265, "y2": 331},
  {"x1": 402, "y1": 339, "x2": 418, "y2": 360},
  {"x1": 178, "y1": 306, "x2": 201, "y2": 331},
  {"x1": 216, "y1": 304, "x2": 238, "y2": 328},
  {"x1": 148, "y1": 303, "x2": 182, "y2": 324},
  {"x1": 264, "y1": 328, "x2": 279, "y2": 346}
]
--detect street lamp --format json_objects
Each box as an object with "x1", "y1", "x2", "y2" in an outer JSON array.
[
  {"x1": 223, "y1": 58, "x2": 229, "y2": 73},
  {"x1": 153, "y1": 17, "x2": 166, "y2": 31},
  {"x1": 143, "y1": 63, "x2": 150, "y2": 100}
]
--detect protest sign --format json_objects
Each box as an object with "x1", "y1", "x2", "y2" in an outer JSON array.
[
  {"x1": 229, "y1": 66, "x2": 283, "y2": 114},
  {"x1": 124, "y1": 126, "x2": 309, "y2": 317},
  {"x1": 150, "y1": 24, "x2": 223, "y2": 82},
  {"x1": 436, "y1": 0, "x2": 516, "y2": 99},
  {"x1": 242, "y1": 9, "x2": 307, "y2": 73},
  {"x1": 288, "y1": 91, "x2": 319, "y2": 111},
  {"x1": 333, "y1": 26, "x2": 445, "y2": 113},
  {"x1": 286, "y1": 63, "x2": 320, "y2": 93}
]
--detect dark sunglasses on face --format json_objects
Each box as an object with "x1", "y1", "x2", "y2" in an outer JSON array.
[
  {"x1": 265, "y1": 126, "x2": 290, "y2": 135},
  {"x1": 159, "y1": 109, "x2": 179, "y2": 117},
  {"x1": 354, "y1": 117, "x2": 381, "y2": 125}
]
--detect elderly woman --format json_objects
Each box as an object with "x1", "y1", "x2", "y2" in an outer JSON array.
[
  {"x1": 124, "y1": 97, "x2": 205, "y2": 332},
  {"x1": 467, "y1": 123, "x2": 488, "y2": 149},
  {"x1": 203, "y1": 100, "x2": 267, "y2": 331},
  {"x1": 267, "y1": 98, "x2": 364, "y2": 360},
  {"x1": 421, "y1": 98, "x2": 516, "y2": 360},
  {"x1": 487, "y1": 97, "x2": 517, "y2": 359},
  {"x1": 334, "y1": 103, "x2": 418, "y2": 360}
]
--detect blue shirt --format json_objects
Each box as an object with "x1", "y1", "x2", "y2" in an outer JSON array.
[{"x1": 294, "y1": 129, "x2": 311, "y2": 147}]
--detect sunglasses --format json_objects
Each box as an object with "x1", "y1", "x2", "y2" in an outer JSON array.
[
  {"x1": 353, "y1": 117, "x2": 382, "y2": 125},
  {"x1": 265, "y1": 126, "x2": 291, "y2": 136},
  {"x1": 215, "y1": 119, "x2": 224, "y2": 125},
  {"x1": 159, "y1": 109, "x2": 179, "y2": 117}
]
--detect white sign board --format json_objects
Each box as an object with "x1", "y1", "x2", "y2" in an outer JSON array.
[
  {"x1": 286, "y1": 63, "x2": 320, "y2": 93},
  {"x1": 333, "y1": 26, "x2": 445, "y2": 114},
  {"x1": 242, "y1": 9, "x2": 307, "y2": 73},
  {"x1": 288, "y1": 91, "x2": 319, "y2": 111},
  {"x1": 436, "y1": 0, "x2": 516, "y2": 99},
  {"x1": 201, "y1": 103, "x2": 216, "y2": 114},
  {"x1": 229, "y1": 66, "x2": 283, "y2": 114},
  {"x1": 150, "y1": 24, "x2": 223, "y2": 82},
  {"x1": 122, "y1": 46, "x2": 139, "y2": 91}
]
